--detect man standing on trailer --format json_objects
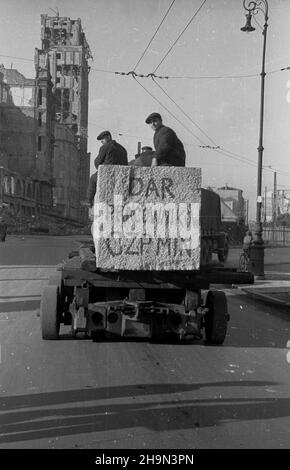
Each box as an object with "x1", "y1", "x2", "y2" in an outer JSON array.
[
  {"x1": 145, "y1": 112, "x2": 186, "y2": 167},
  {"x1": 130, "y1": 146, "x2": 155, "y2": 166},
  {"x1": 86, "y1": 131, "x2": 128, "y2": 207}
]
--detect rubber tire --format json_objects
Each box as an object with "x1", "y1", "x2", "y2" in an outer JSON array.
[
  {"x1": 40, "y1": 285, "x2": 60, "y2": 340},
  {"x1": 48, "y1": 272, "x2": 65, "y2": 314},
  {"x1": 218, "y1": 240, "x2": 229, "y2": 262},
  {"x1": 204, "y1": 290, "x2": 228, "y2": 345}
]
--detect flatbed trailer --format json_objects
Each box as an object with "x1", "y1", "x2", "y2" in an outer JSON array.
[{"x1": 40, "y1": 245, "x2": 253, "y2": 344}]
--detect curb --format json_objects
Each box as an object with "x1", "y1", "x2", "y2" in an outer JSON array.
[{"x1": 241, "y1": 287, "x2": 290, "y2": 308}]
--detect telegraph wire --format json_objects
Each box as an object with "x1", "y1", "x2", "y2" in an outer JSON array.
[
  {"x1": 151, "y1": 76, "x2": 219, "y2": 146},
  {"x1": 0, "y1": 54, "x2": 34, "y2": 62},
  {"x1": 153, "y1": 0, "x2": 207, "y2": 74},
  {"x1": 167, "y1": 72, "x2": 259, "y2": 79},
  {"x1": 150, "y1": 75, "x2": 264, "y2": 167},
  {"x1": 131, "y1": 74, "x2": 290, "y2": 174},
  {"x1": 211, "y1": 147, "x2": 282, "y2": 175},
  {"x1": 149, "y1": 73, "x2": 285, "y2": 173},
  {"x1": 0, "y1": 54, "x2": 288, "y2": 80},
  {"x1": 131, "y1": 75, "x2": 208, "y2": 146},
  {"x1": 133, "y1": 0, "x2": 176, "y2": 72},
  {"x1": 214, "y1": 147, "x2": 290, "y2": 180},
  {"x1": 90, "y1": 67, "x2": 117, "y2": 74},
  {"x1": 88, "y1": 67, "x2": 286, "y2": 79}
]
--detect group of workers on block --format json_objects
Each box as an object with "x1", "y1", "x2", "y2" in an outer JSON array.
[{"x1": 86, "y1": 112, "x2": 186, "y2": 208}]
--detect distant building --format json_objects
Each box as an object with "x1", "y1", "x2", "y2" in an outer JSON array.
[
  {"x1": 215, "y1": 184, "x2": 246, "y2": 225},
  {"x1": 35, "y1": 14, "x2": 92, "y2": 222},
  {"x1": 263, "y1": 189, "x2": 290, "y2": 223},
  {"x1": 0, "y1": 14, "x2": 92, "y2": 227},
  {"x1": 0, "y1": 65, "x2": 52, "y2": 218}
]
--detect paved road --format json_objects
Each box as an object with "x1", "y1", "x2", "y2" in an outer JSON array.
[
  {"x1": 0, "y1": 236, "x2": 290, "y2": 449},
  {"x1": 227, "y1": 245, "x2": 290, "y2": 275}
]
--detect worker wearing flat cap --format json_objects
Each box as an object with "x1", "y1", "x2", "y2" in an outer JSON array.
[
  {"x1": 86, "y1": 131, "x2": 128, "y2": 207},
  {"x1": 130, "y1": 146, "x2": 154, "y2": 167},
  {"x1": 145, "y1": 113, "x2": 186, "y2": 167}
]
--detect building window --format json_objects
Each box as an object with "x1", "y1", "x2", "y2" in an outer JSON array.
[
  {"x1": 38, "y1": 89, "x2": 42, "y2": 105},
  {"x1": 10, "y1": 177, "x2": 15, "y2": 195},
  {"x1": 38, "y1": 112, "x2": 42, "y2": 126},
  {"x1": 3, "y1": 176, "x2": 9, "y2": 194},
  {"x1": 38, "y1": 136, "x2": 42, "y2": 151},
  {"x1": 56, "y1": 53, "x2": 61, "y2": 59}
]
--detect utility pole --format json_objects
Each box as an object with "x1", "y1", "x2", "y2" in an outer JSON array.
[
  {"x1": 271, "y1": 171, "x2": 277, "y2": 245},
  {"x1": 264, "y1": 185, "x2": 267, "y2": 223},
  {"x1": 240, "y1": 0, "x2": 269, "y2": 278},
  {"x1": 0, "y1": 166, "x2": 4, "y2": 207},
  {"x1": 273, "y1": 171, "x2": 277, "y2": 227}
]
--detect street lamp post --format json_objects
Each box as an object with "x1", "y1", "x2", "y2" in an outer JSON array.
[{"x1": 241, "y1": 0, "x2": 268, "y2": 278}]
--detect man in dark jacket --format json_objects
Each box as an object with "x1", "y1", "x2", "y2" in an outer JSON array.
[
  {"x1": 130, "y1": 146, "x2": 154, "y2": 167},
  {"x1": 86, "y1": 131, "x2": 128, "y2": 206},
  {"x1": 145, "y1": 112, "x2": 186, "y2": 167}
]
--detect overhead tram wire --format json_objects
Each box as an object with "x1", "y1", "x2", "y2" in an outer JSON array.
[
  {"x1": 131, "y1": 75, "x2": 275, "y2": 171},
  {"x1": 133, "y1": 0, "x2": 176, "y2": 72},
  {"x1": 167, "y1": 72, "x2": 260, "y2": 79},
  {"x1": 149, "y1": 74, "x2": 279, "y2": 170},
  {"x1": 153, "y1": 0, "x2": 207, "y2": 74},
  {"x1": 151, "y1": 76, "x2": 219, "y2": 147},
  {"x1": 131, "y1": 75, "x2": 208, "y2": 146},
  {"x1": 0, "y1": 54, "x2": 34, "y2": 62},
  {"x1": 217, "y1": 146, "x2": 273, "y2": 169},
  {"x1": 90, "y1": 67, "x2": 117, "y2": 74},
  {"x1": 88, "y1": 67, "x2": 285, "y2": 79},
  {"x1": 0, "y1": 53, "x2": 287, "y2": 80},
  {"x1": 131, "y1": 75, "x2": 271, "y2": 170},
  {"x1": 150, "y1": 75, "x2": 262, "y2": 165},
  {"x1": 0, "y1": 62, "x2": 287, "y2": 173}
]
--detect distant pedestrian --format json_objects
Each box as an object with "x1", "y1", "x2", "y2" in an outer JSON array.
[
  {"x1": 86, "y1": 131, "x2": 128, "y2": 207},
  {"x1": 145, "y1": 113, "x2": 186, "y2": 167},
  {"x1": 243, "y1": 230, "x2": 253, "y2": 254}
]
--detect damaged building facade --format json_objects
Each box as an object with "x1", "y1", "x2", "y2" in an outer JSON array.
[
  {"x1": 0, "y1": 65, "x2": 52, "y2": 222},
  {"x1": 36, "y1": 13, "x2": 92, "y2": 222},
  {"x1": 0, "y1": 14, "x2": 91, "y2": 227}
]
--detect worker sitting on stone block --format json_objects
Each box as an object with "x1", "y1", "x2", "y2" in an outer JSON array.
[
  {"x1": 86, "y1": 131, "x2": 128, "y2": 207},
  {"x1": 130, "y1": 146, "x2": 154, "y2": 167},
  {"x1": 145, "y1": 112, "x2": 186, "y2": 167}
]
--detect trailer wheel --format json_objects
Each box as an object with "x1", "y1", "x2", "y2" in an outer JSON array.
[
  {"x1": 48, "y1": 272, "x2": 65, "y2": 322},
  {"x1": 200, "y1": 240, "x2": 210, "y2": 265},
  {"x1": 204, "y1": 290, "x2": 228, "y2": 344},
  {"x1": 40, "y1": 285, "x2": 60, "y2": 340},
  {"x1": 218, "y1": 239, "x2": 229, "y2": 262}
]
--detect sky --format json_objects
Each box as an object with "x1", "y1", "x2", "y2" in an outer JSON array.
[{"x1": 1, "y1": 0, "x2": 290, "y2": 219}]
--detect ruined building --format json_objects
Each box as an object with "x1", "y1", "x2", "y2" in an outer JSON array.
[
  {"x1": 35, "y1": 14, "x2": 92, "y2": 221},
  {"x1": 0, "y1": 65, "x2": 52, "y2": 220},
  {"x1": 0, "y1": 14, "x2": 92, "y2": 228}
]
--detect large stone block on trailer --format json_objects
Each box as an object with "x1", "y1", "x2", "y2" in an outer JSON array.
[{"x1": 92, "y1": 165, "x2": 201, "y2": 270}]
